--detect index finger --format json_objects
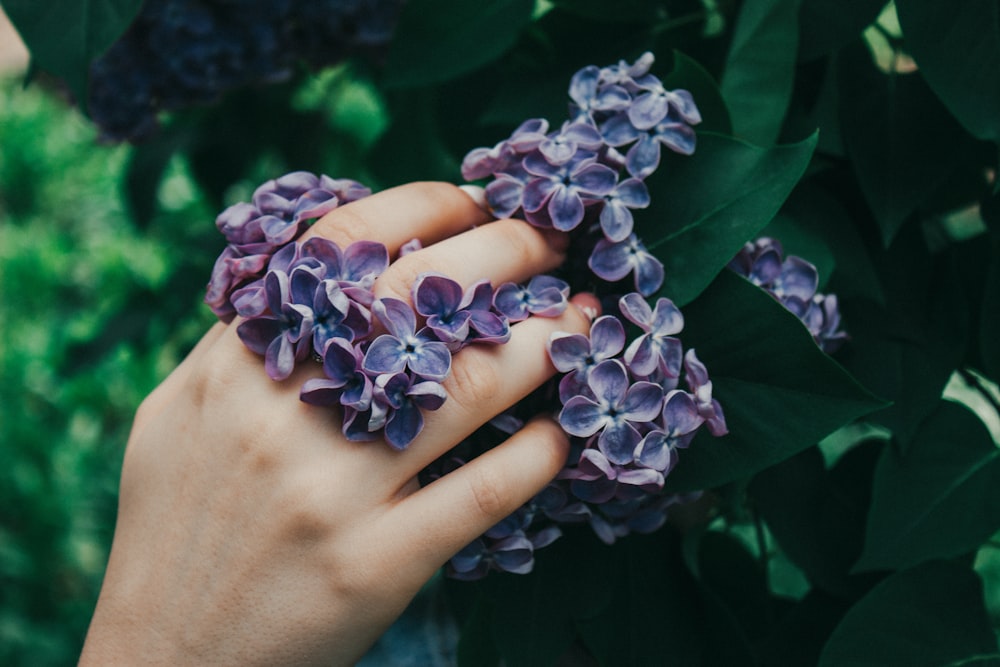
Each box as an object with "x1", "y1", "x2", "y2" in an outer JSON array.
[{"x1": 303, "y1": 181, "x2": 494, "y2": 255}]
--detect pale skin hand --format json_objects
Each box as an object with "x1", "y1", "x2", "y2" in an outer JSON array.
[{"x1": 79, "y1": 182, "x2": 598, "y2": 666}]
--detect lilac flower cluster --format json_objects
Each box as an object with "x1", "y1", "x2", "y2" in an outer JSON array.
[
  {"x1": 205, "y1": 171, "x2": 372, "y2": 322},
  {"x1": 428, "y1": 54, "x2": 730, "y2": 578},
  {"x1": 461, "y1": 52, "x2": 701, "y2": 297},
  {"x1": 728, "y1": 237, "x2": 848, "y2": 353},
  {"x1": 205, "y1": 172, "x2": 574, "y2": 449},
  {"x1": 88, "y1": 0, "x2": 404, "y2": 141}
]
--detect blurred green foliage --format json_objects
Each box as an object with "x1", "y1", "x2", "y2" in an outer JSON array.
[{"x1": 0, "y1": 75, "x2": 215, "y2": 664}]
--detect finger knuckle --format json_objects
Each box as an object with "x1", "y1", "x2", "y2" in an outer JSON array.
[
  {"x1": 445, "y1": 350, "x2": 503, "y2": 415},
  {"x1": 466, "y1": 466, "x2": 511, "y2": 522}
]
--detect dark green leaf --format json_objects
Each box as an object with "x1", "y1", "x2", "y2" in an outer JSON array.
[
  {"x1": 797, "y1": 0, "x2": 886, "y2": 61},
  {"x1": 819, "y1": 561, "x2": 1000, "y2": 666},
  {"x1": 837, "y1": 227, "x2": 970, "y2": 444},
  {"x1": 383, "y1": 0, "x2": 535, "y2": 88},
  {"x1": 576, "y1": 530, "x2": 705, "y2": 666},
  {"x1": 776, "y1": 182, "x2": 885, "y2": 303},
  {"x1": 750, "y1": 442, "x2": 884, "y2": 599},
  {"x1": 981, "y1": 249, "x2": 1000, "y2": 381},
  {"x1": 757, "y1": 590, "x2": 853, "y2": 667},
  {"x1": 697, "y1": 531, "x2": 770, "y2": 636},
  {"x1": 490, "y1": 547, "x2": 575, "y2": 666},
  {"x1": 456, "y1": 598, "x2": 501, "y2": 667},
  {"x1": 896, "y1": 0, "x2": 1000, "y2": 143},
  {"x1": 837, "y1": 42, "x2": 976, "y2": 246},
  {"x1": 549, "y1": 0, "x2": 664, "y2": 22},
  {"x1": 661, "y1": 50, "x2": 732, "y2": 136},
  {"x1": 2, "y1": 0, "x2": 145, "y2": 109},
  {"x1": 664, "y1": 271, "x2": 887, "y2": 492},
  {"x1": 640, "y1": 131, "x2": 817, "y2": 307},
  {"x1": 721, "y1": 0, "x2": 802, "y2": 145},
  {"x1": 855, "y1": 401, "x2": 1000, "y2": 573}
]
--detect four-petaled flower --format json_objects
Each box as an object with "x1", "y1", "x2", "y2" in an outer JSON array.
[
  {"x1": 363, "y1": 298, "x2": 452, "y2": 382},
  {"x1": 559, "y1": 359, "x2": 664, "y2": 465}
]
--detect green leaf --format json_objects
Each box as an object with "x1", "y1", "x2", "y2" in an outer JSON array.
[
  {"x1": 854, "y1": 401, "x2": 1000, "y2": 573},
  {"x1": 663, "y1": 271, "x2": 887, "y2": 492},
  {"x1": 2, "y1": 0, "x2": 145, "y2": 109},
  {"x1": 549, "y1": 0, "x2": 663, "y2": 22},
  {"x1": 797, "y1": 0, "x2": 886, "y2": 61},
  {"x1": 576, "y1": 530, "x2": 705, "y2": 666},
  {"x1": 750, "y1": 442, "x2": 885, "y2": 599},
  {"x1": 489, "y1": 546, "x2": 575, "y2": 666},
  {"x1": 837, "y1": 42, "x2": 976, "y2": 246},
  {"x1": 775, "y1": 182, "x2": 885, "y2": 304},
  {"x1": 639, "y1": 131, "x2": 817, "y2": 307},
  {"x1": 661, "y1": 51, "x2": 732, "y2": 136},
  {"x1": 981, "y1": 249, "x2": 1000, "y2": 381},
  {"x1": 819, "y1": 561, "x2": 1000, "y2": 667},
  {"x1": 456, "y1": 598, "x2": 501, "y2": 667},
  {"x1": 837, "y1": 226, "x2": 970, "y2": 444},
  {"x1": 720, "y1": 0, "x2": 802, "y2": 145},
  {"x1": 383, "y1": 0, "x2": 535, "y2": 88},
  {"x1": 896, "y1": 0, "x2": 1000, "y2": 144}
]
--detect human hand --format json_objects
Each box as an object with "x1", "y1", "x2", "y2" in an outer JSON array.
[{"x1": 79, "y1": 182, "x2": 598, "y2": 666}]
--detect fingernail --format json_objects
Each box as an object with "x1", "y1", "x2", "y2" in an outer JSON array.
[
  {"x1": 579, "y1": 305, "x2": 599, "y2": 322},
  {"x1": 458, "y1": 184, "x2": 489, "y2": 212}
]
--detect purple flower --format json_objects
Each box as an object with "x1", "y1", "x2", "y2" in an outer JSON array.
[
  {"x1": 602, "y1": 109, "x2": 698, "y2": 179},
  {"x1": 412, "y1": 272, "x2": 472, "y2": 344},
  {"x1": 521, "y1": 152, "x2": 618, "y2": 231},
  {"x1": 251, "y1": 172, "x2": 367, "y2": 248},
  {"x1": 598, "y1": 52, "x2": 655, "y2": 90},
  {"x1": 300, "y1": 338, "x2": 373, "y2": 411},
  {"x1": 568, "y1": 65, "x2": 631, "y2": 123},
  {"x1": 369, "y1": 371, "x2": 447, "y2": 449},
  {"x1": 559, "y1": 359, "x2": 664, "y2": 465},
  {"x1": 236, "y1": 269, "x2": 314, "y2": 381},
  {"x1": 548, "y1": 315, "x2": 626, "y2": 401},
  {"x1": 493, "y1": 275, "x2": 570, "y2": 321},
  {"x1": 449, "y1": 533, "x2": 535, "y2": 580},
  {"x1": 588, "y1": 233, "x2": 664, "y2": 296},
  {"x1": 363, "y1": 298, "x2": 452, "y2": 381},
  {"x1": 627, "y1": 84, "x2": 701, "y2": 131},
  {"x1": 538, "y1": 120, "x2": 605, "y2": 166},
  {"x1": 683, "y1": 349, "x2": 728, "y2": 436},
  {"x1": 634, "y1": 390, "x2": 704, "y2": 473},
  {"x1": 619, "y1": 293, "x2": 684, "y2": 378},
  {"x1": 462, "y1": 279, "x2": 512, "y2": 345},
  {"x1": 299, "y1": 236, "x2": 388, "y2": 306},
  {"x1": 563, "y1": 448, "x2": 665, "y2": 504},
  {"x1": 599, "y1": 177, "x2": 650, "y2": 242}
]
